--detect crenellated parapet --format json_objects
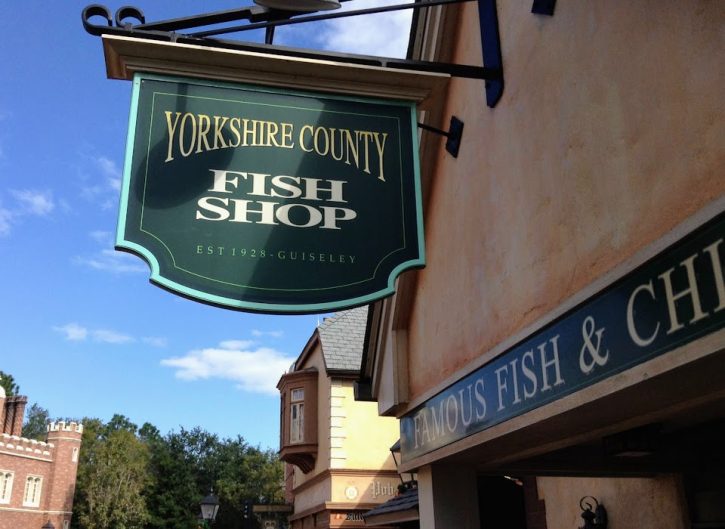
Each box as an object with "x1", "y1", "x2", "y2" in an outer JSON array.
[
  {"x1": 47, "y1": 420, "x2": 84, "y2": 435},
  {"x1": 0, "y1": 432, "x2": 53, "y2": 459}
]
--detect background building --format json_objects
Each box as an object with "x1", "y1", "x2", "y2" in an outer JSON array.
[
  {"x1": 0, "y1": 386, "x2": 83, "y2": 529},
  {"x1": 278, "y1": 308, "x2": 401, "y2": 529},
  {"x1": 359, "y1": 1, "x2": 724, "y2": 528}
]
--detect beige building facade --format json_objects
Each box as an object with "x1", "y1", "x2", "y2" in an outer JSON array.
[
  {"x1": 360, "y1": 1, "x2": 724, "y2": 528},
  {"x1": 279, "y1": 308, "x2": 402, "y2": 529}
]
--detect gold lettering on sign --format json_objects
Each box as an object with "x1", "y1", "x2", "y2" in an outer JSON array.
[{"x1": 163, "y1": 112, "x2": 389, "y2": 181}]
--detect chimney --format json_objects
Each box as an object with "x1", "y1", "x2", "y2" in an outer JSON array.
[{"x1": 3, "y1": 395, "x2": 28, "y2": 436}]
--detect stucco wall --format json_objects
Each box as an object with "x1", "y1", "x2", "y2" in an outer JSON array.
[
  {"x1": 537, "y1": 475, "x2": 688, "y2": 529},
  {"x1": 335, "y1": 380, "x2": 398, "y2": 471},
  {"x1": 407, "y1": 0, "x2": 725, "y2": 401}
]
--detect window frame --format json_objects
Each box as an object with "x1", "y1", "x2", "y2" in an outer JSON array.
[
  {"x1": 290, "y1": 387, "x2": 305, "y2": 444},
  {"x1": 22, "y1": 475, "x2": 43, "y2": 508},
  {"x1": 0, "y1": 470, "x2": 13, "y2": 504}
]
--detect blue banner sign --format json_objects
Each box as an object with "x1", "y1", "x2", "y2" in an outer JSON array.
[{"x1": 400, "y1": 213, "x2": 725, "y2": 461}]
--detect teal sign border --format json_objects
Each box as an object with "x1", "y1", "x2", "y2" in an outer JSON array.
[{"x1": 117, "y1": 74, "x2": 425, "y2": 314}]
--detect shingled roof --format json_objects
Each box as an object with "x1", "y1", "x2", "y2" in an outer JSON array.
[
  {"x1": 317, "y1": 306, "x2": 368, "y2": 372},
  {"x1": 363, "y1": 486, "x2": 419, "y2": 525}
]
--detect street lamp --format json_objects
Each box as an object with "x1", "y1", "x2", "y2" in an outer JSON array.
[
  {"x1": 41, "y1": 521, "x2": 55, "y2": 529},
  {"x1": 200, "y1": 490, "x2": 220, "y2": 525}
]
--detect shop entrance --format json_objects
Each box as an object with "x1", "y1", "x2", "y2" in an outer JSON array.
[{"x1": 477, "y1": 476, "x2": 527, "y2": 529}]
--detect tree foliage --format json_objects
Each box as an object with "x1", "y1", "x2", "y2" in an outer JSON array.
[
  {"x1": 0, "y1": 374, "x2": 285, "y2": 528},
  {"x1": 73, "y1": 416, "x2": 152, "y2": 529},
  {"x1": 0, "y1": 370, "x2": 20, "y2": 396},
  {"x1": 22, "y1": 403, "x2": 50, "y2": 441},
  {"x1": 71, "y1": 417, "x2": 284, "y2": 529}
]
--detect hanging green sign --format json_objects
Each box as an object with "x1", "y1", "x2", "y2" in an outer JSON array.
[{"x1": 117, "y1": 74, "x2": 425, "y2": 313}]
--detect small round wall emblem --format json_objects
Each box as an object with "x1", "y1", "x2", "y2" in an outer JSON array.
[{"x1": 344, "y1": 485, "x2": 359, "y2": 500}]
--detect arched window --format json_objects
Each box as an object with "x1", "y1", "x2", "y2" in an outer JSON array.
[{"x1": 22, "y1": 475, "x2": 42, "y2": 507}]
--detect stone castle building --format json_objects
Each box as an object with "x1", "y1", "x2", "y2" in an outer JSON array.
[{"x1": 0, "y1": 385, "x2": 82, "y2": 529}]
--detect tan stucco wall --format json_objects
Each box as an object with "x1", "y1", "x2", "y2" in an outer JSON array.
[
  {"x1": 290, "y1": 349, "x2": 399, "y2": 514},
  {"x1": 537, "y1": 475, "x2": 688, "y2": 529},
  {"x1": 406, "y1": 0, "x2": 725, "y2": 401},
  {"x1": 334, "y1": 380, "x2": 398, "y2": 471}
]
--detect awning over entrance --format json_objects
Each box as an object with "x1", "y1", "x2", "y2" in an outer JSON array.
[{"x1": 363, "y1": 486, "x2": 419, "y2": 527}]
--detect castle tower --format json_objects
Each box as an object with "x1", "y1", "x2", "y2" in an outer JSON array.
[{"x1": 44, "y1": 421, "x2": 84, "y2": 528}]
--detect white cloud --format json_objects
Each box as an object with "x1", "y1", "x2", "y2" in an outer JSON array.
[
  {"x1": 219, "y1": 339, "x2": 256, "y2": 350},
  {"x1": 322, "y1": 0, "x2": 413, "y2": 57},
  {"x1": 79, "y1": 155, "x2": 123, "y2": 208},
  {"x1": 143, "y1": 336, "x2": 168, "y2": 348},
  {"x1": 92, "y1": 329, "x2": 135, "y2": 344},
  {"x1": 0, "y1": 189, "x2": 58, "y2": 236},
  {"x1": 10, "y1": 189, "x2": 55, "y2": 216},
  {"x1": 53, "y1": 323, "x2": 163, "y2": 347},
  {"x1": 251, "y1": 330, "x2": 284, "y2": 339},
  {"x1": 90, "y1": 230, "x2": 112, "y2": 244},
  {"x1": 74, "y1": 249, "x2": 148, "y2": 274},
  {"x1": 277, "y1": 0, "x2": 413, "y2": 58},
  {"x1": 96, "y1": 156, "x2": 122, "y2": 191},
  {"x1": 53, "y1": 323, "x2": 89, "y2": 341},
  {"x1": 161, "y1": 342, "x2": 295, "y2": 395},
  {"x1": 74, "y1": 231, "x2": 147, "y2": 274},
  {"x1": 0, "y1": 207, "x2": 11, "y2": 237}
]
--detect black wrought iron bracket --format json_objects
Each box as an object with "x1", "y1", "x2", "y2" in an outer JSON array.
[
  {"x1": 82, "y1": 0, "x2": 510, "y2": 107},
  {"x1": 418, "y1": 117, "x2": 464, "y2": 158}
]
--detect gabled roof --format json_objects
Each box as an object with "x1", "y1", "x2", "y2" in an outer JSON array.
[{"x1": 317, "y1": 306, "x2": 368, "y2": 373}]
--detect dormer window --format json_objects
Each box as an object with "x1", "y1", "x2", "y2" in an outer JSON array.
[{"x1": 290, "y1": 388, "x2": 305, "y2": 444}]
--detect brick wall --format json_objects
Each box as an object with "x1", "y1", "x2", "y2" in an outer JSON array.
[
  {"x1": 2, "y1": 396, "x2": 27, "y2": 436},
  {"x1": 0, "y1": 420, "x2": 82, "y2": 529}
]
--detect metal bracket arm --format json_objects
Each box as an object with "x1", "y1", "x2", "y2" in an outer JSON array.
[
  {"x1": 418, "y1": 117, "x2": 464, "y2": 158},
  {"x1": 82, "y1": 0, "x2": 505, "y2": 104}
]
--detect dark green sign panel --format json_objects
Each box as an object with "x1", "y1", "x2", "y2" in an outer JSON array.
[{"x1": 117, "y1": 74, "x2": 424, "y2": 313}]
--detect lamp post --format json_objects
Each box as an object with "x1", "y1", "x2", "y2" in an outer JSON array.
[{"x1": 200, "y1": 490, "x2": 220, "y2": 527}]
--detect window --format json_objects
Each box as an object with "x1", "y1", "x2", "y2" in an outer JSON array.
[
  {"x1": 72, "y1": 447, "x2": 79, "y2": 463},
  {"x1": 63, "y1": 521, "x2": 70, "y2": 529},
  {"x1": 23, "y1": 476, "x2": 42, "y2": 507},
  {"x1": 290, "y1": 388, "x2": 305, "y2": 444},
  {"x1": 0, "y1": 471, "x2": 13, "y2": 504},
  {"x1": 278, "y1": 369, "x2": 318, "y2": 473}
]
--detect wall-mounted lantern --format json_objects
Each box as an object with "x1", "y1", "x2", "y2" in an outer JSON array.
[{"x1": 579, "y1": 496, "x2": 608, "y2": 529}]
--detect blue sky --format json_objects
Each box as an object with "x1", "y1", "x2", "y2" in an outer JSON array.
[{"x1": 0, "y1": 1, "x2": 411, "y2": 449}]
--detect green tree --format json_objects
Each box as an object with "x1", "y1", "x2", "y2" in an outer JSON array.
[
  {"x1": 22, "y1": 403, "x2": 50, "y2": 441},
  {"x1": 73, "y1": 418, "x2": 152, "y2": 529},
  {"x1": 142, "y1": 427, "x2": 202, "y2": 529},
  {"x1": 71, "y1": 416, "x2": 286, "y2": 529},
  {"x1": 0, "y1": 370, "x2": 20, "y2": 396}
]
